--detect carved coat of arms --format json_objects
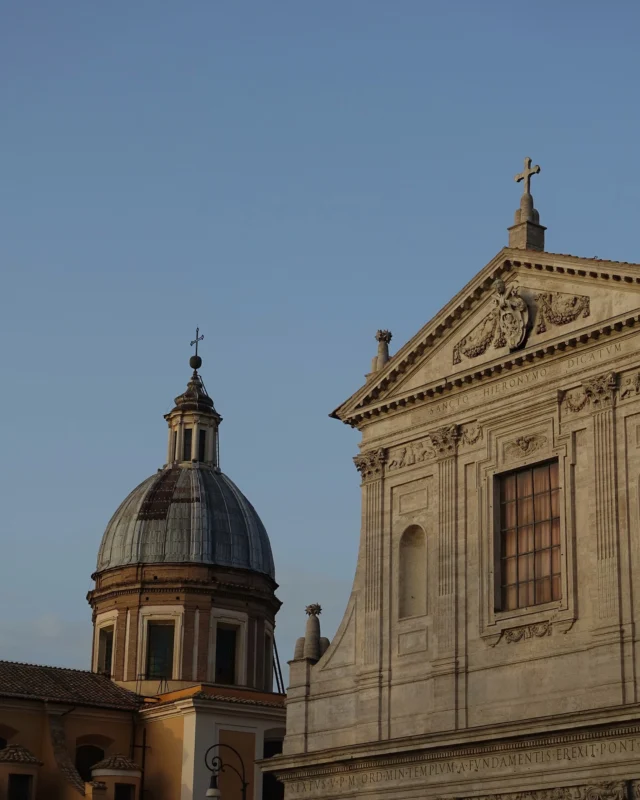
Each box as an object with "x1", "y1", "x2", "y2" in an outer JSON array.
[{"x1": 492, "y1": 278, "x2": 529, "y2": 350}]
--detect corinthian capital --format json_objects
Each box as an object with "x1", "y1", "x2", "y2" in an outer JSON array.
[
  {"x1": 353, "y1": 448, "x2": 387, "y2": 482},
  {"x1": 583, "y1": 371, "x2": 617, "y2": 409},
  {"x1": 429, "y1": 424, "x2": 460, "y2": 459}
]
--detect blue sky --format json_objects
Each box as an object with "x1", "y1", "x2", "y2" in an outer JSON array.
[{"x1": 1, "y1": 1, "x2": 640, "y2": 669}]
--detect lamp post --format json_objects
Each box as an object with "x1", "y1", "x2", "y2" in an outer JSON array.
[{"x1": 204, "y1": 743, "x2": 249, "y2": 800}]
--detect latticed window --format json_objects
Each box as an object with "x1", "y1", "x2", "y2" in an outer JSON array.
[{"x1": 499, "y1": 460, "x2": 561, "y2": 611}]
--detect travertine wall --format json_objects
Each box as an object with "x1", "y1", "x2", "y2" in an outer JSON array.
[{"x1": 284, "y1": 251, "x2": 640, "y2": 768}]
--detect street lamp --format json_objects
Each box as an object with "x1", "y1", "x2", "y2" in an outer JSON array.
[{"x1": 204, "y1": 743, "x2": 249, "y2": 800}]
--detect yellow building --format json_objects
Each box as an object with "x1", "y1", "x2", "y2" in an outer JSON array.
[{"x1": 0, "y1": 352, "x2": 286, "y2": 800}]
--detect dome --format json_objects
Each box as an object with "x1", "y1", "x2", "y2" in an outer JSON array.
[{"x1": 96, "y1": 464, "x2": 275, "y2": 579}]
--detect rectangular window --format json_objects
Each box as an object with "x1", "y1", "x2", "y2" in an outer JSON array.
[
  {"x1": 198, "y1": 429, "x2": 207, "y2": 462},
  {"x1": 173, "y1": 431, "x2": 177, "y2": 461},
  {"x1": 183, "y1": 428, "x2": 193, "y2": 461},
  {"x1": 8, "y1": 774, "x2": 33, "y2": 800},
  {"x1": 98, "y1": 626, "x2": 114, "y2": 676},
  {"x1": 115, "y1": 785, "x2": 136, "y2": 800},
  {"x1": 146, "y1": 622, "x2": 175, "y2": 679},
  {"x1": 499, "y1": 460, "x2": 561, "y2": 611},
  {"x1": 215, "y1": 625, "x2": 238, "y2": 685}
]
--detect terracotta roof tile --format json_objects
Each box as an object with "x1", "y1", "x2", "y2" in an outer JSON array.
[
  {"x1": 0, "y1": 745, "x2": 42, "y2": 765},
  {"x1": 93, "y1": 754, "x2": 141, "y2": 772},
  {"x1": 0, "y1": 660, "x2": 141, "y2": 710}
]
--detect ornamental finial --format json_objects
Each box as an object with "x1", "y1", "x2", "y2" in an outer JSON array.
[{"x1": 305, "y1": 603, "x2": 322, "y2": 617}]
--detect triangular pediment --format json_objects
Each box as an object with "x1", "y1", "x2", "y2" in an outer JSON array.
[{"x1": 333, "y1": 248, "x2": 640, "y2": 426}]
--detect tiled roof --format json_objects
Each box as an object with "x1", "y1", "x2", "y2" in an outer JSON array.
[
  {"x1": 93, "y1": 754, "x2": 141, "y2": 772},
  {"x1": 190, "y1": 691, "x2": 286, "y2": 708},
  {"x1": 0, "y1": 744, "x2": 42, "y2": 765},
  {"x1": 0, "y1": 661, "x2": 141, "y2": 710}
]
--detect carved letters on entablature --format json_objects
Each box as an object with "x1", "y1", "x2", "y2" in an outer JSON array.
[
  {"x1": 353, "y1": 448, "x2": 387, "y2": 482},
  {"x1": 452, "y1": 283, "x2": 591, "y2": 366}
]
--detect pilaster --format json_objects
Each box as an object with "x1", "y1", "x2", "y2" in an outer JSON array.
[{"x1": 584, "y1": 372, "x2": 621, "y2": 623}]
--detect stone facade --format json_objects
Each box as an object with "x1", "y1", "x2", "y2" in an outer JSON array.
[{"x1": 269, "y1": 242, "x2": 640, "y2": 799}]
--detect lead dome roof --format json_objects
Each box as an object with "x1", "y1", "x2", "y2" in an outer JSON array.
[{"x1": 96, "y1": 465, "x2": 275, "y2": 579}]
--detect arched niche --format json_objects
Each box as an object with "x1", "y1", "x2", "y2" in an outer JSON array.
[{"x1": 398, "y1": 525, "x2": 427, "y2": 619}]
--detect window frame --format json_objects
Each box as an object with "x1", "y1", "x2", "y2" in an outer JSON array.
[
  {"x1": 478, "y1": 428, "x2": 576, "y2": 643},
  {"x1": 208, "y1": 609, "x2": 247, "y2": 685},
  {"x1": 495, "y1": 459, "x2": 562, "y2": 612},
  {"x1": 92, "y1": 610, "x2": 118, "y2": 676},
  {"x1": 136, "y1": 606, "x2": 184, "y2": 682}
]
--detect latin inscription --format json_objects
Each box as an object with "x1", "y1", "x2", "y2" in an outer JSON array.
[
  {"x1": 482, "y1": 368, "x2": 547, "y2": 399},
  {"x1": 287, "y1": 736, "x2": 640, "y2": 797},
  {"x1": 417, "y1": 339, "x2": 630, "y2": 423},
  {"x1": 565, "y1": 343, "x2": 621, "y2": 371}
]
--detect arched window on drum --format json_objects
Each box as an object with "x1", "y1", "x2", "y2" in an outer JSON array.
[{"x1": 398, "y1": 525, "x2": 427, "y2": 619}]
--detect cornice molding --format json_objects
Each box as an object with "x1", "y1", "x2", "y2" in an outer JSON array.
[
  {"x1": 273, "y1": 722, "x2": 640, "y2": 781},
  {"x1": 333, "y1": 248, "x2": 640, "y2": 428},
  {"x1": 342, "y1": 314, "x2": 639, "y2": 428}
]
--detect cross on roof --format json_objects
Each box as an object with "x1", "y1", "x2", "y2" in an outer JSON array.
[
  {"x1": 190, "y1": 327, "x2": 204, "y2": 357},
  {"x1": 515, "y1": 157, "x2": 540, "y2": 195}
]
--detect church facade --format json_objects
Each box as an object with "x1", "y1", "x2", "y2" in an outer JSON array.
[{"x1": 272, "y1": 161, "x2": 640, "y2": 800}]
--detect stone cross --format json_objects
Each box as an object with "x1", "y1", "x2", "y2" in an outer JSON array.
[
  {"x1": 515, "y1": 157, "x2": 541, "y2": 195},
  {"x1": 190, "y1": 327, "x2": 204, "y2": 357}
]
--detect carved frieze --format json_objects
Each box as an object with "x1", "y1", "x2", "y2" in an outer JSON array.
[
  {"x1": 504, "y1": 434, "x2": 548, "y2": 462},
  {"x1": 584, "y1": 371, "x2": 617, "y2": 409},
  {"x1": 503, "y1": 620, "x2": 551, "y2": 643},
  {"x1": 387, "y1": 439, "x2": 436, "y2": 471},
  {"x1": 620, "y1": 371, "x2": 640, "y2": 400},
  {"x1": 471, "y1": 785, "x2": 626, "y2": 800},
  {"x1": 353, "y1": 448, "x2": 386, "y2": 481},
  {"x1": 535, "y1": 291, "x2": 590, "y2": 333}
]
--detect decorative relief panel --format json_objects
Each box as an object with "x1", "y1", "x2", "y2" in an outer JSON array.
[
  {"x1": 535, "y1": 291, "x2": 590, "y2": 333},
  {"x1": 561, "y1": 387, "x2": 589, "y2": 414},
  {"x1": 387, "y1": 424, "x2": 463, "y2": 472},
  {"x1": 620, "y1": 371, "x2": 640, "y2": 400},
  {"x1": 387, "y1": 439, "x2": 435, "y2": 471},
  {"x1": 503, "y1": 620, "x2": 551, "y2": 643},
  {"x1": 460, "y1": 422, "x2": 482, "y2": 446},
  {"x1": 503, "y1": 434, "x2": 548, "y2": 462}
]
